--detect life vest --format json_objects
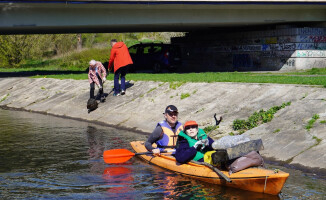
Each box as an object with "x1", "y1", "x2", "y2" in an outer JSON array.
[
  {"x1": 156, "y1": 120, "x2": 183, "y2": 152},
  {"x1": 178, "y1": 128, "x2": 208, "y2": 161}
]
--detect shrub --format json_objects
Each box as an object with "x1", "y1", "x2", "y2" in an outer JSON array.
[
  {"x1": 61, "y1": 48, "x2": 109, "y2": 70},
  {"x1": 232, "y1": 102, "x2": 291, "y2": 131}
]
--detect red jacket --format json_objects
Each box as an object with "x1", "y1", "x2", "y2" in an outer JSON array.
[{"x1": 108, "y1": 42, "x2": 133, "y2": 73}]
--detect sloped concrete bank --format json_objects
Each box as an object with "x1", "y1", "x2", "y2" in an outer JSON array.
[{"x1": 1, "y1": 77, "x2": 325, "y2": 175}]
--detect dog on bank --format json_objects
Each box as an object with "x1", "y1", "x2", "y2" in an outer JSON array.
[{"x1": 87, "y1": 98, "x2": 98, "y2": 113}]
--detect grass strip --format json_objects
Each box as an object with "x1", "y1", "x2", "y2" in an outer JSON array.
[{"x1": 30, "y1": 72, "x2": 326, "y2": 87}]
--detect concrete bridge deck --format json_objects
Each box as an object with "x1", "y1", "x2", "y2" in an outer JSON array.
[{"x1": 1, "y1": 0, "x2": 326, "y2": 34}]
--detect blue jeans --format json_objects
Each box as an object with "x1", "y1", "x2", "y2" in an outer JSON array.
[{"x1": 114, "y1": 66, "x2": 127, "y2": 94}]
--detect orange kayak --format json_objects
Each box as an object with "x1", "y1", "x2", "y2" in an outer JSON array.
[{"x1": 130, "y1": 141, "x2": 289, "y2": 195}]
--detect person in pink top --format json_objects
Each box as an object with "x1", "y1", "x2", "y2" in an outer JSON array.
[
  {"x1": 108, "y1": 39, "x2": 133, "y2": 96},
  {"x1": 88, "y1": 60, "x2": 107, "y2": 101}
]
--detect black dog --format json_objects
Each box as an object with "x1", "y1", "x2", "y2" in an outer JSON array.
[{"x1": 87, "y1": 98, "x2": 98, "y2": 113}]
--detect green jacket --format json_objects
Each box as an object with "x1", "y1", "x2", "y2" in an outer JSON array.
[{"x1": 178, "y1": 128, "x2": 208, "y2": 161}]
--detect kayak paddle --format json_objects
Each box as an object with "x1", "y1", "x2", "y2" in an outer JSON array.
[{"x1": 103, "y1": 149, "x2": 168, "y2": 164}]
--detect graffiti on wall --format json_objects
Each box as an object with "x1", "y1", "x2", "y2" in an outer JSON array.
[
  {"x1": 296, "y1": 50, "x2": 326, "y2": 57},
  {"x1": 298, "y1": 35, "x2": 326, "y2": 43},
  {"x1": 296, "y1": 43, "x2": 326, "y2": 50},
  {"x1": 298, "y1": 28, "x2": 325, "y2": 35},
  {"x1": 179, "y1": 27, "x2": 326, "y2": 71}
]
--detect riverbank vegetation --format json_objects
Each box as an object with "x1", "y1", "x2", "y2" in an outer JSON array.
[
  {"x1": 28, "y1": 69, "x2": 326, "y2": 87},
  {"x1": 0, "y1": 32, "x2": 182, "y2": 68},
  {"x1": 232, "y1": 102, "x2": 291, "y2": 134},
  {"x1": 1, "y1": 33, "x2": 326, "y2": 87}
]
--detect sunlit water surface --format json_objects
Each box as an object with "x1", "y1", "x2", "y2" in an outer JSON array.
[{"x1": 0, "y1": 109, "x2": 325, "y2": 199}]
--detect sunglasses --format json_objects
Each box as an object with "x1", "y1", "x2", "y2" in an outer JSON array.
[
  {"x1": 167, "y1": 112, "x2": 178, "y2": 116},
  {"x1": 185, "y1": 125, "x2": 198, "y2": 129}
]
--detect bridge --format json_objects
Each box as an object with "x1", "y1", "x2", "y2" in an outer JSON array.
[
  {"x1": 1, "y1": 0, "x2": 325, "y2": 72},
  {"x1": 0, "y1": 0, "x2": 326, "y2": 34}
]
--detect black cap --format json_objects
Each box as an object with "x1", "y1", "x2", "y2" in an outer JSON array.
[{"x1": 164, "y1": 105, "x2": 178, "y2": 114}]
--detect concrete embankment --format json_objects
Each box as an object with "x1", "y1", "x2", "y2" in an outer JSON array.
[{"x1": 0, "y1": 77, "x2": 325, "y2": 174}]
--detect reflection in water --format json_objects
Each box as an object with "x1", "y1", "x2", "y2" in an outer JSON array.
[
  {"x1": 86, "y1": 126, "x2": 106, "y2": 175},
  {"x1": 0, "y1": 109, "x2": 325, "y2": 199},
  {"x1": 87, "y1": 126, "x2": 105, "y2": 160},
  {"x1": 103, "y1": 166, "x2": 135, "y2": 199},
  {"x1": 138, "y1": 167, "x2": 280, "y2": 200}
]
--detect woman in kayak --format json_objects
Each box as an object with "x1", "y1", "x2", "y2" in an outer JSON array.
[{"x1": 175, "y1": 121, "x2": 214, "y2": 163}]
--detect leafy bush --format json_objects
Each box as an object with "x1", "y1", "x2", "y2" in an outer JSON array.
[
  {"x1": 233, "y1": 102, "x2": 291, "y2": 132},
  {"x1": 0, "y1": 32, "x2": 177, "y2": 68},
  {"x1": 60, "y1": 48, "x2": 109, "y2": 70}
]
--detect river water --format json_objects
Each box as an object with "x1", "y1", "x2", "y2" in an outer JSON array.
[{"x1": 0, "y1": 109, "x2": 325, "y2": 200}]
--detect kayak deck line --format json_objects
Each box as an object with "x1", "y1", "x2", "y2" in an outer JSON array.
[
  {"x1": 140, "y1": 153, "x2": 279, "y2": 180},
  {"x1": 130, "y1": 141, "x2": 289, "y2": 195}
]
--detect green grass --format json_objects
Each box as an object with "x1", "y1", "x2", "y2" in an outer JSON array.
[
  {"x1": 0, "y1": 48, "x2": 108, "y2": 71},
  {"x1": 312, "y1": 136, "x2": 322, "y2": 145},
  {"x1": 233, "y1": 102, "x2": 291, "y2": 132},
  {"x1": 169, "y1": 81, "x2": 185, "y2": 89},
  {"x1": 180, "y1": 93, "x2": 190, "y2": 100},
  {"x1": 273, "y1": 129, "x2": 281, "y2": 133},
  {"x1": 146, "y1": 87, "x2": 157, "y2": 94},
  {"x1": 0, "y1": 65, "x2": 82, "y2": 72},
  {"x1": 32, "y1": 73, "x2": 88, "y2": 80},
  {"x1": 27, "y1": 71, "x2": 326, "y2": 87},
  {"x1": 2, "y1": 55, "x2": 326, "y2": 87},
  {"x1": 0, "y1": 93, "x2": 9, "y2": 103},
  {"x1": 279, "y1": 67, "x2": 326, "y2": 75},
  {"x1": 203, "y1": 125, "x2": 219, "y2": 134},
  {"x1": 305, "y1": 114, "x2": 320, "y2": 131}
]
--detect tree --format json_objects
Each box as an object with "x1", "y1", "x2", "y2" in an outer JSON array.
[
  {"x1": 0, "y1": 35, "x2": 30, "y2": 67},
  {"x1": 77, "y1": 34, "x2": 82, "y2": 51}
]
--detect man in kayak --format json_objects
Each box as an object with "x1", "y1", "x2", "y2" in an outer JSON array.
[
  {"x1": 175, "y1": 121, "x2": 214, "y2": 163},
  {"x1": 145, "y1": 105, "x2": 183, "y2": 155}
]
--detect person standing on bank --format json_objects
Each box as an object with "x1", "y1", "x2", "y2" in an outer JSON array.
[
  {"x1": 145, "y1": 105, "x2": 183, "y2": 155},
  {"x1": 108, "y1": 39, "x2": 133, "y2": 96},
  {"x1": 88, "y1": 60, "x2": 107, "y2": 102},
  {"x1": 175, "y1": 121, "x2": 214, "y2": 164}
]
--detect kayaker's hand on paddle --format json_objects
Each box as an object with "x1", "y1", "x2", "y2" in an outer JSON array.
[{"x1": 152, "y1": 148, "x2": 160, "y2": 155}]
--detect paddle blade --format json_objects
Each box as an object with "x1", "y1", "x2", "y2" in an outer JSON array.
[{"x1": 103, "y1": 149, "x2": 136, "y2": 164}]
